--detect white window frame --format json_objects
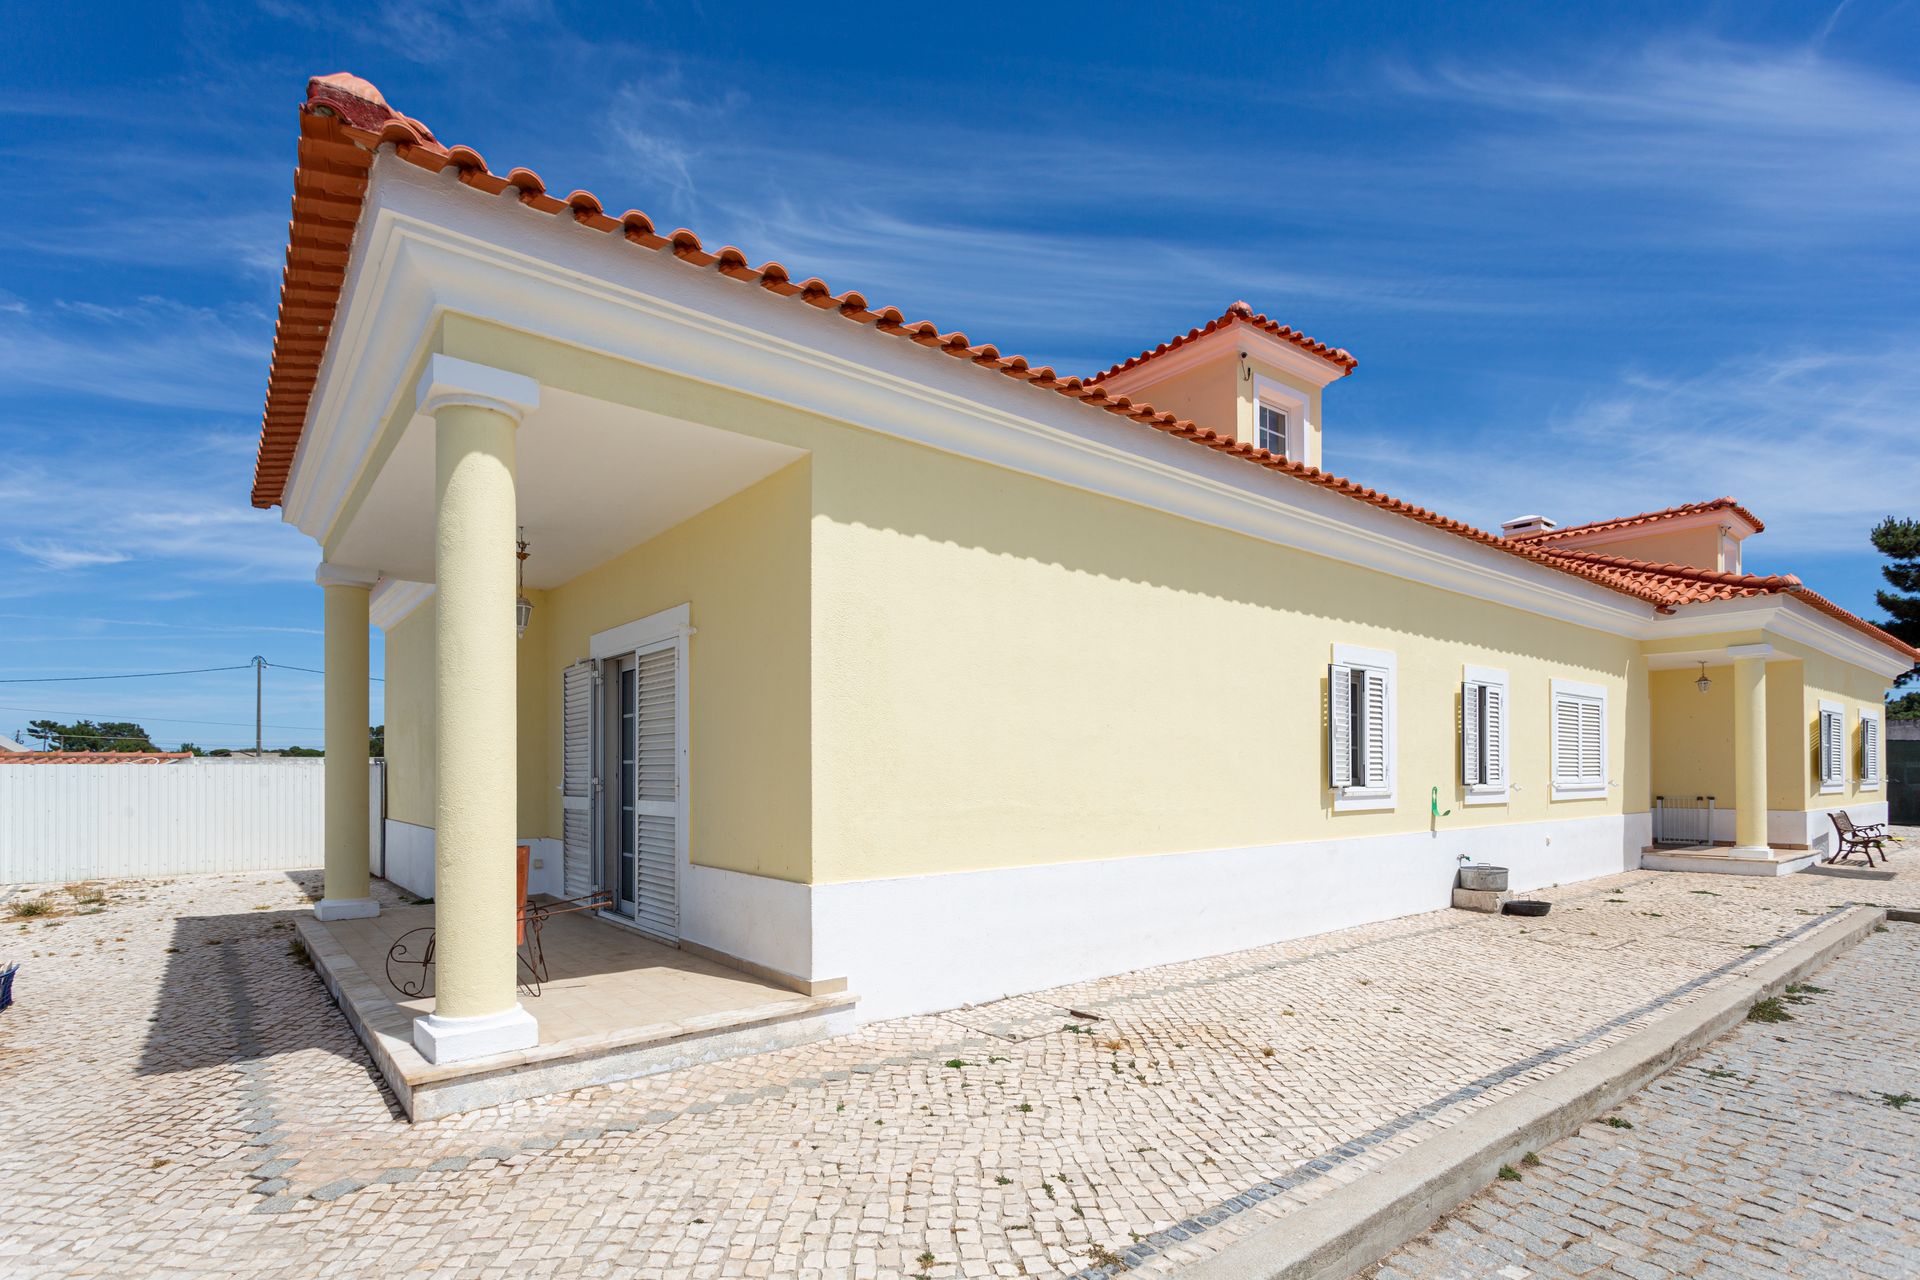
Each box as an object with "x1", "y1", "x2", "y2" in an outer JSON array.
[
  {"x1": 1462, "y1": 664, "x2": 1509, "y2": 805},
  {"x1": 1549, "y1": 677, "x2": 1608, "y2": 801},
  {"x1": 1252, "y1": 374, "x2": 1306, "y2": 463},
  {"x1": 1858, "y1": 707, "x2": 1882, "y2": 789},
  {"x1": 1817, "y1": 699, "x2": 1845, "y2": 793},
  {"x1": 1330, "y1": 642, "x2": 1396, "y2": 812}
]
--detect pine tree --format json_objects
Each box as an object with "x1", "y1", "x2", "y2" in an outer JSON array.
[{"x1": 1871, "y1": 516, "x2": 1920, "y2": 684}]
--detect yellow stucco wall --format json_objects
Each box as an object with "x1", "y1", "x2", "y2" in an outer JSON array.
[
  {"x1": 1648, "y1": 665, "x2": 1735, "y2": 801},
  {"x1": 407, "y1": 317, "x2": 1907, "y2": 895},
  {"x1": 382, "y1": 584, "x2": 555, "y2": 838},
  {"x1": 1108, "y1": 353, "x2": 1326, "y2": 469},
  {"x1": 807, "y1": 423, "x2": 1645, "y2": 884},
  {"x1": 1585, "y1": 525, "x2": 1722, "y2": 570},
  {"x1": 1792, "y1": 642, "x2": 1893, "y2": 806},
  {"x1": 535, "y1": 461, "x2": 812, "y2": 881},
  {"x1": 383, "y1": 604, "x2": 436, "y2": 829}
]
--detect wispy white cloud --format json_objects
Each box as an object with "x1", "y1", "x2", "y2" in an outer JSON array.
[
  {"x1": 1338, "y1": 338, "x2": 1920, "y2": 566},
  {"x1": 0, "y1": 296, "x2": 265, "y2": 411},
  {"x1": 8, "y1": 540, "x2": 133, "y2": 570},
  {"x1": 1386, "y1": 38, "x2": 1920, "y2": 241}
]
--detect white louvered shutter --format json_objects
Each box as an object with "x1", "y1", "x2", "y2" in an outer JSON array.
[
  {"x1": 1361, "y1": 668, "x2": 1389, "y2": 790},
  {"x1": 1862, "y1": 716, "x2": 1880, "y2": 784},
  {"x1": 632, "y1": 644, "x2": 681, "y2": 941},
  {"x1": 1462, "y1": 681, "x2": 1483, "y2": 787},
  {"x1": 1552, "y1": 693, "x2": 1582, "y2": 786},
  {"x1": 1579, "y1": 698, "x2": 1603, "y2": 784},
  {"x1": 561, "y1": 661, "x2": 598, "y2": 899},
  {"x1": 1820, "y1": 710, "x2": 1843, "y2": 784},
  {"x1": 1483, "y1": 684, "x2": 1505, "y2": 787},
  {"x1": 1329, "y1": 664, "x2": 1354, "y2": 789}
]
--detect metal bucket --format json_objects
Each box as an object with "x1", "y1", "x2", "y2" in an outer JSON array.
[{"x1": 1456, "y1": 864, "x2": 1509, "y2": 892}]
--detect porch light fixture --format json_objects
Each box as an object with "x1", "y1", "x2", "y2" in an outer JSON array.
[
  {"x1": 1695, "y1": 661, "x2": 1711, "y2": 694},
  {"x1": 516, "y1": 528, "x2": 533, "y2": 640}
]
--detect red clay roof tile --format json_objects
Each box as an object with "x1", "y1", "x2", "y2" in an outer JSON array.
[
  {"x1": 1507, "y1": 498, "x2": 1765, "y2": 543},
  {"x1": 248, "y1": 75, "x2": 1911, "y2": 666},
  {"x1": 1085, "y1": 299, "x2": 1356, "y2": 385},
  {"x1": 1536, "y1": 549, "x2": 1916, "y2": 658}
]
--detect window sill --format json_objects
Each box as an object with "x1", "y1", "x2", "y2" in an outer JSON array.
[
  {"x1": 1818, "y1": 782, "x2": 1846, "y2": 795},
  {"x1": 1550, "y1": 783, "x2": 1606, "y2": 802},
  {"x1": 1333, "y1": 790, "x2": 1395, "y2": 813},
  {"x1": 1462, "y1": 789, "x2": 1509, "y2": 807},
  {"x1": 1855, "y1": 781, "x2": 1882, "y2": 793}
]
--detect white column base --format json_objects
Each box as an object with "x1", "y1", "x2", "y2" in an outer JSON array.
[
  {"x1": 412, "y1": 1004, "x2": 539, "y2": 1064},
  {"x1": 1729, "y1": 844, "x2": 1774, "y2": 857},
  {"x1": 314, "y1": 897, "x2": 381, "y2": 921}
]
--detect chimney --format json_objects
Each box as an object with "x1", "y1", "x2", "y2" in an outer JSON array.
[{"x1": 1500, "y1": 514, "x2": 1556, "y2": 537}]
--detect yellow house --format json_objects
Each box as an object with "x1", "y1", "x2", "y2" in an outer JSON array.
[{"x1": 257, "y1": 74, "x2": 1913, "y2": 1111}]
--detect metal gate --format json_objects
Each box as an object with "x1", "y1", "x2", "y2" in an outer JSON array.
[{"x1": 1652, "y1": 794, "x2": 1715, "y2": 845}]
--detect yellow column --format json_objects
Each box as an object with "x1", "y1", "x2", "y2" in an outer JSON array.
[
  {"x1": 1730, "y1": 650, "x2": 1770, "y2": 853},
  {"x1": 315, "y1": 565, "x2": 379, "y2": 921},
  {"x1": 411, "y1": 356, "x2": 539, "y2": 1065}
]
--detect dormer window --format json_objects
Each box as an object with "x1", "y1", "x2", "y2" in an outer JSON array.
[{"x1": 1257, "y1": 402, "x2": 1289, "y2": 458}]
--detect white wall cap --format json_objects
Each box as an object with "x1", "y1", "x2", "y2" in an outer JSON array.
[{"x1": 415, "y1": 353, "x2": 540, "y2": 422}]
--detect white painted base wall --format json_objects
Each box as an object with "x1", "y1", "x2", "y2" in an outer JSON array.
[
  {"x1": 380, "y1": 813, "x2": 1649, "y2": 1024},
  {"x1": 1673, "y1": 802, "x2": 1891, "y2": 857},
  {"x1": 380, "y1": 820, "x2": 562, "y2": 900},
  {"x1": 810, "y1": 812, "x2": 1647, "y2": 1022}
]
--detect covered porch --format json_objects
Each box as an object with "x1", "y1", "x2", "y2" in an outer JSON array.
[
  {"x1": 303, "y1": 345, "x2": 839, "y2": 1117},
  {"x1": 1645, "y1": 636, "x2": 1885, "y2": 875}
]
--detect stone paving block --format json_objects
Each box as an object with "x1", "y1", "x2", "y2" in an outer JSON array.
[{"x1": 6, "y1": 852, "x2": 1920, "y2": 1279}]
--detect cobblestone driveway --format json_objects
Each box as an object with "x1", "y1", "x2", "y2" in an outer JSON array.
[
  {"x1": 1367, "y1": 914, "x2": 1920, "y2": 1280},
  {"x1": 2, "y1": 847, "x2": 1914, "y2": 1279}
]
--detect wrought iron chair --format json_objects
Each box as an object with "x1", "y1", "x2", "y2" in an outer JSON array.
[
  {"x1": 386, "y1": 845, "x2": 610, "y2": 999},
  {"x1": 1827, "y1": 811, "x2": 1885, "y2": 866}
]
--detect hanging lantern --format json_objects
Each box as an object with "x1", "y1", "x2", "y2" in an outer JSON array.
[
  {"x1": 1694, "y1": 660, "x2": 1711, "y2": 694},
  {"x1": 516, "y1": 529, "x2": 533, "y2": 640}
]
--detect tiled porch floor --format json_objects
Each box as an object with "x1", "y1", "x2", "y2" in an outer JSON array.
[
  {"x1": 299, "y1": 900, "x2": 855, "y2": 1116},
  {"x1": 324, "y1": 902, "x2": 815, "y2": 1045}
]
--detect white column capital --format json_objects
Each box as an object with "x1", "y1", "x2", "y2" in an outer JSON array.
[
  {"x1": 1726, "y1": 643, "x2": 1776, "y2": 661},
  {"x1": 416, "y1": 354, "x2": 540, "y2": 423},
  {"x1": 316, "y1": 562, "x2": 382, "y2": 590}
]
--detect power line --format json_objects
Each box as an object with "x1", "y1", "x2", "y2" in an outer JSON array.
[
  {"x1": 0, "y1": 663, "x2": 254, "y2": 684},
  {"x1": 0, "y1": 661, "x2": 382, "y2": 684}
]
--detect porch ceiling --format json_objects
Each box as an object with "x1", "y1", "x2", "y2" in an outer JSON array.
[{"x1": 328, "y1": 386, "x2": 805, "y2": 587}]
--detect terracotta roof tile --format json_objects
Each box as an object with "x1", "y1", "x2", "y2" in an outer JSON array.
[
  {"x1": 1085, "y1": 300, "x2": 1356, "y2": 385},
  {"x1": 248, "y1": 76, "x2": 1912, "y2": 668},
  {"x1": 1536, "y1": 549, "x2": 1917, "y2": 658},
  {"x1": 1507, "y1": 498, "x2": 1764, "y2": 543}
]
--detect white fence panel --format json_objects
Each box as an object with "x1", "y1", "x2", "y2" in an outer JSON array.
[{"x1": 0, "y1": 761, "x2": 374, "y2": 884}]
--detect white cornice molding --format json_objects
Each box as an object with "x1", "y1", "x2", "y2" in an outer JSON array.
[
  {"x1": 315, "y1": 562, "x2": 381, "y2": 589},
  {"x1": 281, "y1": 157, "x2": 1906, "y2": 682},
  {"x1": 369, "y1": 577, "x2": 435, "y2": 631}
]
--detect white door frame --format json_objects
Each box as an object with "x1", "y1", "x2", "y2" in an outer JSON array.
[{"x1": 588, "y1": 604, "x2": 693, "y2": 943}]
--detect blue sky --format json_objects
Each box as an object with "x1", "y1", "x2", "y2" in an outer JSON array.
[{"x1": 3, "y1": 1, "x2": 1917, "y2": 748}]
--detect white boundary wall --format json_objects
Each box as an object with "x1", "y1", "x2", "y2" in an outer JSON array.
[{"x1": 0, "y1": 761, "x2": 381, "y2": 885}]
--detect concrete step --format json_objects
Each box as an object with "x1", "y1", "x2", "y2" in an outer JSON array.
[{"x1": 1641, "y1": 846, "x2": 1819, "y2": 877}]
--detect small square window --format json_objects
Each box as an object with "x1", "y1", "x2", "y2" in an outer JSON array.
[{"x1": 1257, "y1": 403, "x2": 1289, "y2": 457}]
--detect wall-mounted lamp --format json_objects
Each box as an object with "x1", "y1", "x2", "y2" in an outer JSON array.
[
  {"x1": 1695, "y1": 661, "x2": 1712, "y2": 694},
  {"x1": 516, "y1": 528, "x2": 533, "y2": 640}
]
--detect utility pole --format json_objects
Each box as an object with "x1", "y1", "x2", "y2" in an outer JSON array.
[{"x1": 252, "y1": 655, "x2": 266, "y2": 755}]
